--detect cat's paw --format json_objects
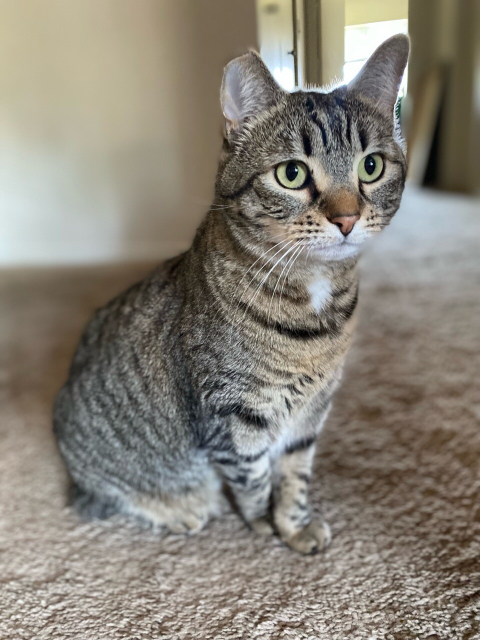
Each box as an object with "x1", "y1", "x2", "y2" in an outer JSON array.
[
  {"x1": 167, "y1": 513, "x2": 208, "y2": 535},
  {"x1": 284, "y1": 520, "x2": 331, "y2": 555},
  {"x1": 249, "y1": 516, "x2": 275, "y2": 536}
]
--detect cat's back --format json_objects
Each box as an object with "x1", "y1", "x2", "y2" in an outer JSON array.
[
  {"x1": 54, "y1": 255, "x2": 190, "y2": 452},
  {"x1": 70, "y1": 256, "x2": 184, "y2": 373}
]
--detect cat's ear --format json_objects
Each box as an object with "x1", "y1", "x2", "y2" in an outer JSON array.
[
  {"x1": 221, "y1": 51, "x2": 284, "y2": 133},
  {"x1": 347, "y1": 34, "x2": 409, "y2": 116}
]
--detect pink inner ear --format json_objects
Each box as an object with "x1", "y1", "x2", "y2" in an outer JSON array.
[
  {"x1": 220, "y1": 52, "x2": 285, "y2": 130},
  {"x1": 222, "y1": 64, "x2": 243, "y2": 124}
]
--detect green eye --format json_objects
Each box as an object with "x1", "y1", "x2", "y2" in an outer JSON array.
[
  {"x1": 275, "y1": 161, "x2": 309, "y2": 189},
  {"x1": 358, "y1": 154, "x2": 384, "y2": 183}
]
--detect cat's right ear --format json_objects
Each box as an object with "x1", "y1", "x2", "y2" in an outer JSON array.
[
  {"x1": 221, "y1": 52, "x2": 284, "y2": 134},
  {"x1": 347, "y1": 34, "x2": 409, "y2": 117}
]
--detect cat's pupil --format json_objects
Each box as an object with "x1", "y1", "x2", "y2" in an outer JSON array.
[
  {"x1": 364, "y1": 155, "x2": 376, "y2": 175},
  {"x1": 285, "y1": 162, "x2": 299, "y2": 182}
]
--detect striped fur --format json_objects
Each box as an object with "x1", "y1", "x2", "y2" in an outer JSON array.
[{"x1": 54, "y1": 36, "x2": 409, "y2": 553}]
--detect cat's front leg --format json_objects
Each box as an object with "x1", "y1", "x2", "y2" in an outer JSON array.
[
  {"x1": 212, "y1": 448, "x2": 274, "y2": 535},
  {"x1": 273, "y1": 440, "x2": 331, "y2": 554}
]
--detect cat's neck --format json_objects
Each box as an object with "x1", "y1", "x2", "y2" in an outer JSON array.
[{"x1": 187, "y1": 210, "x2": 359, "y2": 316}]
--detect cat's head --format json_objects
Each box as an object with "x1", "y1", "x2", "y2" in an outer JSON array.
[{"x1": 215, "y1": 35, "x2": 409, "y2": 262}]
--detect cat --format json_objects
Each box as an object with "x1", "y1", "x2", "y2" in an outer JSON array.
[{"x1": 54, "y1": 35, "x2": 409, "y2": 554}]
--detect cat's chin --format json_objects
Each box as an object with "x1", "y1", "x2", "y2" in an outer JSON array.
[{"x1": 310, "y1": 242, "x2": 361, "y2": 262}]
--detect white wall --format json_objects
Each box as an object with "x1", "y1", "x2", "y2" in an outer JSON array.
[{"x1": 0, "y1": 0, "x2": 257, "y2": 264}]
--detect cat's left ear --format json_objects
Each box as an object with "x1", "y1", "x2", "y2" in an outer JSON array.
[
  {"x1": 347, "y1": 34, "x2": 410, "y2": 117},
  {"x1": 221, "y1": 51, "x2": 284, "y2": 134}
]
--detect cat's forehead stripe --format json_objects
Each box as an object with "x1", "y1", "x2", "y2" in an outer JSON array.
[
  {"x1": 345, "y1": 113, "x2": 352, "y2": 146},
  {"x1": 309, "y1": 112, "x2": 329, "y2": 151},
  {"x1": 300, "y1": 94, "x2": 358, "y2": 155},
  {"x1": 302, "y1": 130, "x2": 312, "y2": 157},
  {"x1": 359, "y1": 128, "x2": 368, "y2": 152}
]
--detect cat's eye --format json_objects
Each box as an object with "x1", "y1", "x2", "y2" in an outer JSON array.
[
  {"x1": 358, "y1": 154, "x2": 384, "y2": 183},
  {"x1": 275, "y1": 161, "x2": 309, "y2": 190}
]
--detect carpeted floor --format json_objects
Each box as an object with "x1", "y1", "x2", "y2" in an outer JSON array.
[{"x1": 1, "y1": 186, "x2": 479, "y2": 640}]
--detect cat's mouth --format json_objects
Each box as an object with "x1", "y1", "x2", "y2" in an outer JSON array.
[
  {"x1": 300, "y1": 223, "x2": 372, "y2": 258},
  {"x1": 307, "y1": 240, "x2": 361, "y2": 262}
]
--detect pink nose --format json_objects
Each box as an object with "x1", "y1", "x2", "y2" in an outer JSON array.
[{"x1": 330, "y1": 214, "x2": 360, "y2": 236}]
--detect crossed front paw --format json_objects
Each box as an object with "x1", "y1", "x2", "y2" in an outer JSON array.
[
  {"x1": 249, "y1": 515, "x2": 332, "y2": 554},
  {"x1": 283, "y1": 519, "x2": 331, "y2": 554}
]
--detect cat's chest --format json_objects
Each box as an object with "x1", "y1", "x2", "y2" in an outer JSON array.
[{"x1": 307, "y1": 276, "x2": 332, "y2": 313}]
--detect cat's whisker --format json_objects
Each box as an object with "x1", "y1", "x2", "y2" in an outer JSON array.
[
  {"x1": 233, "y1": 242, "x2": 296, "y2": 337},
  {"x1": 276, "y1": 243, "x2": 305, "y2": 318},
  {"x1": 211, "y1": 239, "x2": 290, "y2": 330},
  {"x1": 250, "y1": 241, "x2": 304, "y2": 351},
  {"x1": 266, "y1": 241, "x2": 302, "y2": 328},
  {"x1": 278, "y1": 245, "x2": 306, "y2": 318},
  {"x1": 231, "y1": 240, "x2": 292, "y2": 299},
  {"x1": 227, "y1": 240, "x2": 293, "y2": 344}
]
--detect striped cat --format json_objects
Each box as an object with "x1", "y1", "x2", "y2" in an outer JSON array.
[{"x1": 54, "y1": 35, "x2": 409, "y2": 554}]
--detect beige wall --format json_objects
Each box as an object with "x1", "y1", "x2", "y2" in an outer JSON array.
[
  {"x1": 345, "y1": 0, "x2": 408, "y2": 26},
  {"x1": 319, "y1": 0, "x2": 345, "y2": 84},
  {"x1": 0, "y1": 0, "x2": 257, "y2": 264}
]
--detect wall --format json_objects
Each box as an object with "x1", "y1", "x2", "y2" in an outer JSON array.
[
  {"x1": 408, "y1": 0, "x2": 480, "y2": 194},
  {"x1": 438, "y1": 0, "x2": 480, "y2": 193},
  {"x1": 319, "y1": 0, "x2": 345, "y2": 84},
  {"x1": 0, "y1": 0, "x2": 257, "y2": 265},
  {"x1": 345, "y1": 0, "x2": 408, "y2": 26}
]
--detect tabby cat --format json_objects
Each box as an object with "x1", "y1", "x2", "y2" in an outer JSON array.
[{"x1": 54, "y1": 35, "x2": 409, "y2": 554}]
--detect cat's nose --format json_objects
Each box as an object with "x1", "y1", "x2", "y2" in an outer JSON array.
[{"x1": 330, "y1": 214, "x2": 360, "y2": 236}]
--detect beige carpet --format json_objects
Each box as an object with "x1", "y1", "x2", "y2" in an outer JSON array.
[{"x1": 1, "y1": 187, "x2": 479, "y2": 640}]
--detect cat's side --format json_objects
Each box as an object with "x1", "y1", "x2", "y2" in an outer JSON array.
[{"x1": 54, "y1": 35, "x2": 409, "y2": 554}]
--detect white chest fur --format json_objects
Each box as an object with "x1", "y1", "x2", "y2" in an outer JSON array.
[{"x1": 308, "y1": 277, "x2": 332, "y2": 313}]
